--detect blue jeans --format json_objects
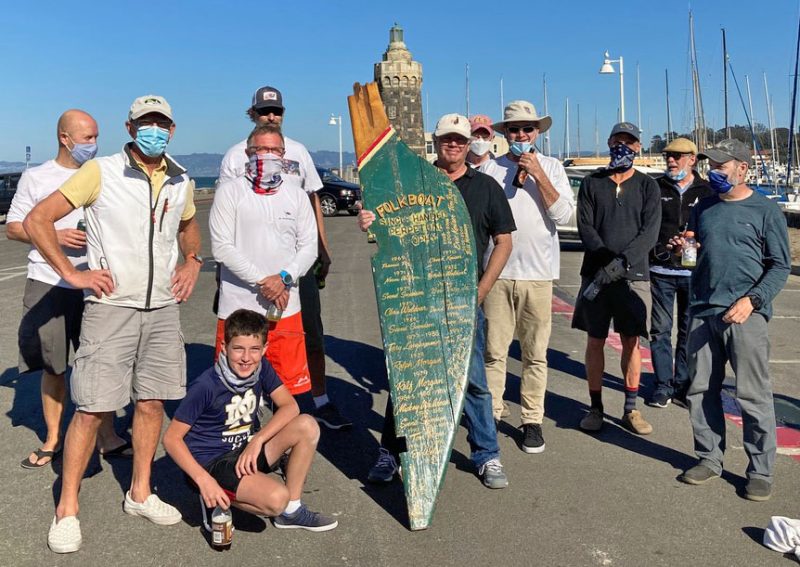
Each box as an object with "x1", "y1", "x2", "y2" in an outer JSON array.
[
  {"x1": 381, "y1": 307, "x2": 500, "y2": 469},
  {"x1": 461, "y1": 307, "x2": 500, "y2": 468},
  {"x1": 649, "y1": 273, "x2": 691, "y2": 396}
]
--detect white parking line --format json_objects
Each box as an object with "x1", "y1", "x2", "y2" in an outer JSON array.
[{"x1": 0, "y1": 265, "x2": 27, "y2": 272}]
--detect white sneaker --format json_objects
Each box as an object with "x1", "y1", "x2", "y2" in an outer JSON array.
[
  {"x1": 123, "y1": 492, "x2": 182, "y2": 525},
  {"x1": 48, "y1": 516, "x2": 81, "y2": 553}
]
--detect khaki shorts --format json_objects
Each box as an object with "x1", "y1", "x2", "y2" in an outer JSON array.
[
  {"x1": 71, "y1": 302, "x2": 186, "y2": 412},
  {"x1": 572, "y1": 279, "x2": 652, "y2": 339},
  {"x1": 18, "y1": 279, "x2": 83, "y2": 375}
]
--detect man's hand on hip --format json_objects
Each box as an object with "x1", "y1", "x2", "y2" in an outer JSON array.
[
  {"x1": 722, "y1": 297, "x2": 755, "y2": 324},
  {"x1": 66, "y1": 269, "x2": 114, "y2": 298},
  {"x1": 171, "y1": 261, "x2": 201, "y2": 302}
]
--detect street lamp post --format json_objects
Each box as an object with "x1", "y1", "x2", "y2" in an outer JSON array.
[
  {"x1": 328, "y1": 114, "x2": 343, "y2": 177},
  {"x1": 599, "y1": 50, "x2": 625, "y2": 122}
]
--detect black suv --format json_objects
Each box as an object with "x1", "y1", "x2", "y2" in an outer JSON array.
[
  {"x1": 0, "y1": 172, "x2": 22, "y2": 216},
  {"x1": 315, "y1": 167, "x2": 361, "y2": 216}
]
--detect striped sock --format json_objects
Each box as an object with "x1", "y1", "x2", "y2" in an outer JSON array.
[{"x1": 624, "y1": 387, "x2": 638, "y2": 413}]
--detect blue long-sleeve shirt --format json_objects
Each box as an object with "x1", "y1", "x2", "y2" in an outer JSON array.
[{"x1": 688, "y1": 191, "x2": 790, "y2": 320}]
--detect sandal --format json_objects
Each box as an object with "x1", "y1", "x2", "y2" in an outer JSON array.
[
  {"x1": 99, "y1": 440, "x2": 133, "y2": 459},
  {"x1": 20, "y1": 447, "x2": 60, "y2": 469}
]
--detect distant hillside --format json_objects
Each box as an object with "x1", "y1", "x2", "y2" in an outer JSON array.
[
  {"x1": 172, "y1": 150, "x2": 357, "y2": 178},
  {"x1": 0, "y1": 150, "x2": 357, "y2": 177}
]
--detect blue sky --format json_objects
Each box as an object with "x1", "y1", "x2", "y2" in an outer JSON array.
[{"x1": 2, "y1": 0, "x2": 799, "y2": 163}]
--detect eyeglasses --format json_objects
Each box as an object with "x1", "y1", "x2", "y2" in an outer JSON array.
[
  {"x1": 438, "y1": 136, "x2": 469, "y2": 146},
  {"x1": 663, "y1": 151, "x2": 690, "y2": 161},
  {"x1": 134, "y1": 118, "x2": 172, "y2": 129},
  {"x1": 247, "y1": 146, "x2": 285, "y2": 156},
  {"x1": 255, "y1": 107, "x2": 284, "y2": 117},
  {"x1": 506, "y1": 126, "x2": 536, "y2": 134}
]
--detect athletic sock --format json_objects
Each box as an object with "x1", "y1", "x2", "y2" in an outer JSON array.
[
  {"x1": 589, "y1": 389, "x2": 603, "y2": 412},
  {"x1": 283, "y1": 499, "x2": 302, "y2": 515},
  {"x1": 624, "y1": 387, "x2": 638, "y2": 413},
  {"x1": 313, "y1": 394, "x2": 330, "y2": 409}
]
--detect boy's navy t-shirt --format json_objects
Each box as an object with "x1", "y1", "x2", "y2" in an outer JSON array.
[{"x1": 173, "y1": 359, "x2": 283, "y2": 467}]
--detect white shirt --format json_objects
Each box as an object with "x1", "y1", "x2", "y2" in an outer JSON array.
[
  {"x1": 218, "y1": 136, "x2": 323, "y2": 194},
  {"x1": 210, "y1": 175, "x2": 318, "y2": 319},
  {"x1": 7, "y1": 160, "x2": 87, "y2": 287},
  {"x1": 483, "y1": 154, "x2": 575, "y2": 281}
]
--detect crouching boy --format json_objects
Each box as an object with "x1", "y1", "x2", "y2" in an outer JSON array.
[{"x1": 163, "y1": 309, "x2": 337, "y2": 531}]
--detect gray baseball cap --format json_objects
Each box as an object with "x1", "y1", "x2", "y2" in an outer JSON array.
[
  {"x1": 698, "y1": 139, "x2": 751, "y2": 164},
  {"x1": 609, "y1": 121, "x2": 641, "y2": 142},
  {"x1": 252, "y1": 86, "x2": 285, "y2": 111}
]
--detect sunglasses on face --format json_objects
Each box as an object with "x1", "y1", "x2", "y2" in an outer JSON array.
[
  {"x1": 663, "y1": 152, "x2": 690, "y2": 161},
  {"x1": 506, "y1": 126, "x2": 536, "y2": 134},
  {"x1": 255, "y1": 107, "x2": 284, "y2": 117}
]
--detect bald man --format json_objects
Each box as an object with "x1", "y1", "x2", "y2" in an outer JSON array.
[{"x1": 7, "y1": 110, "x2": 127, "y2": 470}]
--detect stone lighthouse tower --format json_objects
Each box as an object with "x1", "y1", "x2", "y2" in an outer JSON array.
[{"x1": 374, "y1": 24, "x2": 425, "y2": 157}]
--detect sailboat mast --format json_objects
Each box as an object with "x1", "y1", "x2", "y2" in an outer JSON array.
[
  {"x1": 787, "y1": 15, "x2": 800, "y2": 188},
  {"x1": 722, "y1": 28, "x2": 730, "y2": 138},
  {"x1": 665, "y1": 69, "x2": 673, "y2": 144},
  {"x1": 500, "y1": 77, "x2": 504, "y2": 117},
  {"x1": 636, "y1": 63, "x2": 643, "y2": 156},
  {"x1": 689, "y1": 11, "x2": 707, "y2": 150},
  {"x1": 576, "y1": 103, "x2": 581, "y2": 157},
  {"x1": 543, "y1": 74, "x2": 551, "y2": 156},
  {"x1": 763, "y1": 73, "x2": 778, "y2": 183},
  {"x1": 465, "y1": 64, "x2": 470, "y2": 117},
  {"x1": 564, "y1": 98, "x2": 570, "y2": 159}
]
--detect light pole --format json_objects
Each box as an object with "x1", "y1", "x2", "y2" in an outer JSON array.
[
  {"x1": 328, "y1": 114, "x2": 343, "y2": 177},
  {"x1": 599, "y1": 50, "x2": 625, "y2": 122}
]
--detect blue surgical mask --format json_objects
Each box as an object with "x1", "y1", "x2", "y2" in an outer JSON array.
[
  {"x1": 666, "y1": 168, "x2": 688, "y2": 182},
  {"x1": 68, "y1": 141, "x2": 97, "y2": 165},
  {"x1": 608, "y1": 143, "x2": 635, "y2": 171},
  {"x1": 707, "y1": 169, "x2": 734, "y2": 194},
  {"x1": 510, "y1": 142, "x2": 532, "y2": 156},
  {"x1": 134, "y1": 126, "x2": 170, "y2": 157}
]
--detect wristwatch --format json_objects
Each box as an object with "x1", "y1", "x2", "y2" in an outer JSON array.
[
  {"x1": 280, "y1": 270, "x2": 293, "y2": 286},
  {"x1": 745, "y1": 294, "x2": 763, "y2": 309},
  {"x1": 188, "y1": 253, "x2": 204, "y2": 265}
]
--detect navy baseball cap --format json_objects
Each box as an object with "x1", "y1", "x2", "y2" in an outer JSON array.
[{"x1": 252, "y1": 86, "x2": 285, "y2": 111}]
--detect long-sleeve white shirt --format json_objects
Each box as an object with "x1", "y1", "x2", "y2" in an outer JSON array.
[
  {"x1": 210, "y1": 175, "x2": 318, "y2": 319},
  {"x1": 482, "y1": 153, "x2": 575, "y2": 280}
]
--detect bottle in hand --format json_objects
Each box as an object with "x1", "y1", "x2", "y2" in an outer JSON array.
[{"x1": 681, "y1": 237, "x2": 697, "y2": 267}]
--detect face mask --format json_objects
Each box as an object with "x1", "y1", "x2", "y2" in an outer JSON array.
[
  {"x1": 608, "y1": 143, "x2": 635, "y2": 171},
  {"x1": 67, "y1": 136, "x2": 97, "y2": 165},
  {"x1": 469, "y1": 139, "x2": 492, "y2": 156},
  {"x1": 510, "y1": 142, "x2": 532, "y2": 156},
  {"x1": 134, "y1": 126, "x2": 170, "y2": 157},
  {"x1": 246, "y1": 153, "x2": 284, "y2": 194},
  {"x1": 707, "y1": 169, "x2": 734, "y2": 194},
  {"x1": 666, "y1": 168, "x2": 688, "y2": 182}
]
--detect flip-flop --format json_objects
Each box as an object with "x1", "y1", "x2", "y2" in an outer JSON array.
[
  {"x1": 20, "y1": 448, "x2": 60, "y2": 469},
  {"x1": 100, "y1": 440, "x2": 133, "y2": 459}
]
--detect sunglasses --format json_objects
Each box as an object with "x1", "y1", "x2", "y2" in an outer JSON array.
[
  {"x1": 506, "y1": 126, "x2": 536, "y2": 134},
  {"x1": 663, "y1": 151, "x2": 690, "y2": 160},
  {"x1": 255, "y1": 107, "x2": 284, "y2": 117}
]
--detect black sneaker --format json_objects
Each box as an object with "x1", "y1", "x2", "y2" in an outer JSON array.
[
  {"x1": 648, "y1": 391, "x2": 671, "y2": 408},
  {"x1": 313, "y1": 403, "x2": 353, "y2": 430},
  {"x1": 521, "y1": 424, "x2": 545, "y2": 454},
  {"x1": 672, "y1": 391, "x2": 689, "y2": 409}
]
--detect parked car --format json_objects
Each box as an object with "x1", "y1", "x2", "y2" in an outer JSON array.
[
  {"x1": 0, "y1": 171, "x2": 22, "y2": 216},
  {"x1": 315, "y1": 167, "x2": 362, "y2": 216},
  {"x1": 559, "y1": 169, "x2": 586, "y2": 241}
]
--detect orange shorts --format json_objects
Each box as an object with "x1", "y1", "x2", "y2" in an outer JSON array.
[{"x1": 214, "y1": 312, "x2": 310, "y2": 396}]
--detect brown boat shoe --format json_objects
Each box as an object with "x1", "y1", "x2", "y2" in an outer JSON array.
[{"x1": 621, "y1": 409, "x2": 653, "y2": 435}]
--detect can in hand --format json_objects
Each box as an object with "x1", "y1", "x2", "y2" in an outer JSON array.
[{"x1": 76, "y1": 219, "x2": 86, "y2": 232}]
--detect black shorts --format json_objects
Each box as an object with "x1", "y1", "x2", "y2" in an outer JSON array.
[
  {"x1": 572, "y1": 279, "x2": 652, "y2": 339},
  {"x1": 18, "y1": 279, "x2": 84, "y2": 375},
  {"x1": 299, "y1": 270, "x2": 324, "y2": 353},
  {"x1": 203, "y1": 442, "x2": 279, "y2": 495}
]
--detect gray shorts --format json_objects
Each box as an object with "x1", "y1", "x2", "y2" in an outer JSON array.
[
  {"x1": 71, "y1": 302, "x2": 186, "y2": 412},
  {"x1": 572, "y1": 279, "x2": 652, "y2": 339},
  {"x1": 299, "y1": 270, "x2": 324, "y2": 353},
  {"x1": 18, "y1": 278, "x2": 84, "y2": 376}
]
